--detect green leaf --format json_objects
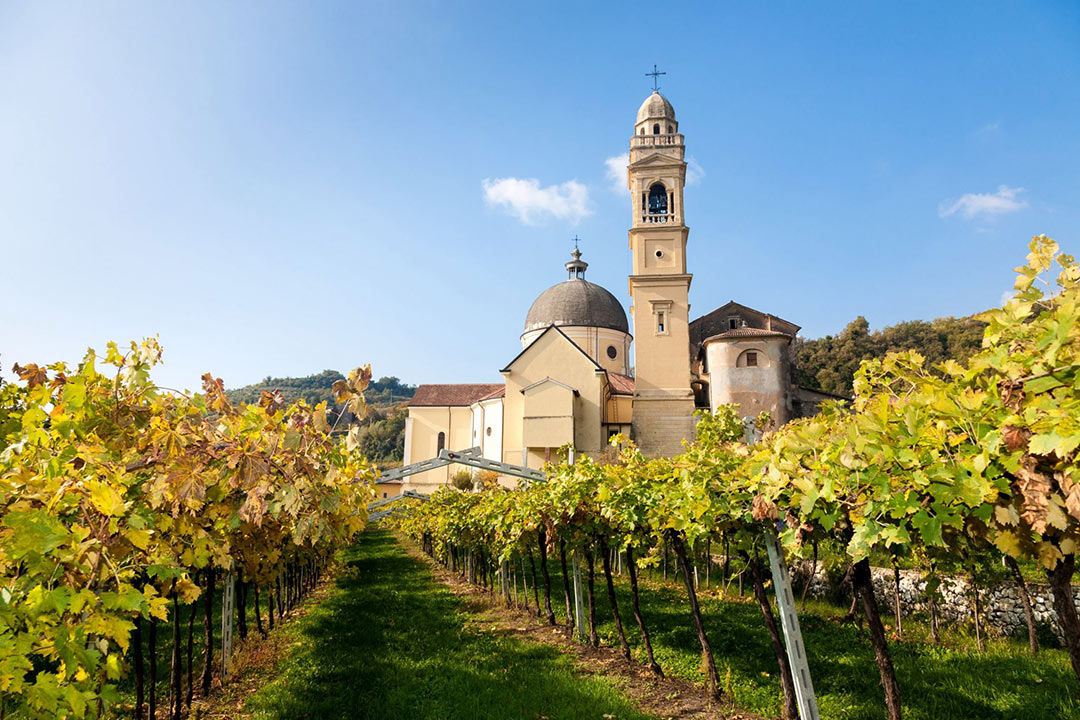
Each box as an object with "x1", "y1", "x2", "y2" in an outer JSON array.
[
  {"x1": 2, "y1": 510, "x2": 68, "y2": 558},
  {"x1": 910, "y1": 510, "x2": 944, "y2": 546},
  {"x1": 1028, "y1": 433, "x2": 1080, "y2": 457}
]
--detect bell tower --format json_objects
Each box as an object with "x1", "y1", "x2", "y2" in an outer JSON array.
[{"x1": 626, "y1": 88, "x2": 696, "y2": 456}]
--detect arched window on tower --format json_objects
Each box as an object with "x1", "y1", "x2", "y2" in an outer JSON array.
[
  {"x1": 667, "y1": 124, "x2": 673, "y2": 134},
  {"x1": 437, "y1": 431, "x2": 445, "y2": 452},
  {"x1": 652, "y1": 123, "x2": 660, "y2": 135},
  {"x1": 648, "y1": 183, "x2": 668, "y2": 218}
]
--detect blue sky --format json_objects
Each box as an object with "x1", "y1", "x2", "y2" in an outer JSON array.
[{"x1": 2, "y1": 2, "x2": 1078, "y2": 391}]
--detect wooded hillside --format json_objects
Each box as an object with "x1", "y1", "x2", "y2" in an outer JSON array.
[
  {"x1": 793, "y1": 314, "x2": 986, "y2": 397},
  {"x1": 227, "y1": 371, "x2": 415, "y2": 464}
]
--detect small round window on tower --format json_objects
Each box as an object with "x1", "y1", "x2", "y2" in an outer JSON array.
[
  {"x1": 655, "y1": 249, "x2": 664, "y2": 258},
  {"x1": 486, "y1": 427, "x2": 492, "y2": 437},
  {"x1": 606, "y1": 345, "x2": 617, "y2": 359}
]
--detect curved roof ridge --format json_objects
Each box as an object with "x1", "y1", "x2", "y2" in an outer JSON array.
[{"x1": 523, "y1": 278, "x2": 629, "y2": 334}]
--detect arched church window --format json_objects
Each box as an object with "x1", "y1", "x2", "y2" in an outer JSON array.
[
  {"x1": 648, "y1": 183, "x2": 668, "y2": 216},
  {"x1": 667, "y1": 124, "x2": 673, "y2": 134},
  {"x1": 437, "y1": 431, "x2": 445, "y2": 452},
  {"x1": 736, "y1": 349, "x2": 766, "y2": 368},
  {"x1": 639, "y1": 128, "x2": 644, "y2": 135},
  {"x1": 652, "y1": 123, "x2": 660, "y2": 134}
]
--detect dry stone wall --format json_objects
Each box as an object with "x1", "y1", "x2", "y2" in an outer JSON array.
[{"x1": 794, "y1": 564, "x2": 1077, "y2": 639}]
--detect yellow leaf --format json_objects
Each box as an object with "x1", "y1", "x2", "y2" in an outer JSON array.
[
  {"x1": 1047, "y1": 501, "x2": 1069, "y2": 532},
  {"x1": 175, "y1": 576, "x2": 201, "y2": 604},
  {"x1": 1038, "y1": 541, "x2": 1064, "y2": 570},
  {"x1": 86, "y1": 479, "x2": 126, "y2": 517},
  {"x1": 994, "y1": 530, "x2": 1022, "y2": 558},
  {"x1": 994, "y1": 503, "x2": 1020, "y2": 527},
  {"x1": 124, "y1": 528, "x2": 152, "y2": 550}
]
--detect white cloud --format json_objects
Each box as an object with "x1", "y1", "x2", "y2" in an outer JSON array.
[
  {"x1": 603, "y1": 153, "x2": 705, "y2": 192},
  {"x1": 604, "y1": 153, "x2": 629, "y2": 193},
  {"x1": 482, "y1": 177, "x2": 591, "y2": 224},
  {"x1": 1000, "y1": 289, "x2": 1016, "y2": 307},
  {"x1": 938, "y1": 185, "x2": 1028, "y2": 220},
  {"x1": 686, "y1": 157, "x2": 706, "y2": 186}
]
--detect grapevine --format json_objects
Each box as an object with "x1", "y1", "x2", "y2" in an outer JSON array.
[{"x1": 0, "y1": 342, "x2": 376, "y2": 718}]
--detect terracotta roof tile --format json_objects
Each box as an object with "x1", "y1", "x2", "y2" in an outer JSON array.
[
  {"x1": 702, "y1": 327, "x2": 792, "y2": 343},
  {"x1": 476, "y1": 386, "x2": 506, "y2": 402},
  {"x1": 408, "y1": 383, "x2": 505, "y2": 407},
  {"x1": 607, "y1": 372, "x2": 635, "y2": 395}
]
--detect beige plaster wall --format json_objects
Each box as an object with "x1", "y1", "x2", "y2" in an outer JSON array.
[
  {"x1": 605, "y1": 393, "x2": 633, "y2": 425},
  {"x1": 521, "y1": 325, "x2": 632, "y2": 376},
  {"x1": 403, "y1": 405, "x2": 473, "y2": 492},
  {"x1": 705, "y1": 337, "x2": 792, "y2": 425},
  {"x1": 628, "y1": 276, "x2": 693, "y2": 394},
  {"x1": 502, "y1": 329, "x2": 606, "y2": 468}
]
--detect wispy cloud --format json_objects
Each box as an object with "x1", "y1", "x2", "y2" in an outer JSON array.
[
  {"x1": 686, "y1": 157, "x2": 705, "y2": 186},
  {"x1": 604, "y1": 153, "x2": 629, "y2": 193},
  {"x1": 974, "y1": 122, "x2": 1001, "y2": 140},
  {"x1": 603, "y1": 153, "x2": 706, "y2": 192},
  {"x1": 938, "y1": 185, "x2": 1028, "y2": 220},
  {"x1": 482, "y1": 177, "x2": 591, "y2": 224}
]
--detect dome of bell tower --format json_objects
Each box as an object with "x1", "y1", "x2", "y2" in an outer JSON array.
[
  {"x1": 635, "y1": 91, "x2": 678, "y2": 135},
  {"x1": 636, "y1": 91, "x2": 676, "y2": 123}
]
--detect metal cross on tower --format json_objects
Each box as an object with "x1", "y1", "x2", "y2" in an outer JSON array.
[
  {"x1": 572, "y1": 235, "x2": 581, "y2": 251},
  {"x1": 646, "y1": 64, "x2": 666, "y2": 92}
]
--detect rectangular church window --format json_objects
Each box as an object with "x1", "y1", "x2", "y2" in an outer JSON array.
[
  {"x1": 746, "y1": 352, "x2": 758, "y2": 367},
  {"x1": 657, "y1": 312, "x2": 665, "y2": 333}
]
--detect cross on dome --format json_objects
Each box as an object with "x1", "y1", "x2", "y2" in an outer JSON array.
[{"x1": 646, "y1": 64, "x2": 666, "y2": 92}]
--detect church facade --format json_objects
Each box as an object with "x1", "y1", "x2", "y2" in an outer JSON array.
[{"x1": 396, "y1": 91, "x2": 836, "y2": 496}]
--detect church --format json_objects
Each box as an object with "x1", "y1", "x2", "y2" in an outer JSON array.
[{"x1": 394, "y1": 90, "x2": 839, "y2": 495}]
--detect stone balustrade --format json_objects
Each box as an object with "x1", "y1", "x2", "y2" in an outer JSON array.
[{"x1": 631, "y1": 134, "x2": 684, "y2": 147}]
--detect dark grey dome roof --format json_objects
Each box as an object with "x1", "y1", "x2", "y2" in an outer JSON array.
[{"x1": 524, "y1": 279, "x2": 629, "y2": 334}]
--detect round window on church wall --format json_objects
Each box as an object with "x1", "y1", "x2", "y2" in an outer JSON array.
[
  {"x1": 486, "y1": 427, "x2": 492, "y2": 437},
  {"x1": 655, "y1": 249, "x2": 664, "y2": 258},
  {"x1": 607, "y1": 345, "x2": 617, "y2": 359}
]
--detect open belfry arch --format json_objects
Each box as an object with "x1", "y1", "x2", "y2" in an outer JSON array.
[{"x1": 398, "y1": 74, "x2": 840, "y2": 494}]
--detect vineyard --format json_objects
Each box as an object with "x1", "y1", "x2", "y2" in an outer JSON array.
[
  {"x1": 0, "y1": 236, "x2": 1078, "y2": 719},
  {"x1": 395, "y1": 236, "x2": 1080, "y2": 719}
]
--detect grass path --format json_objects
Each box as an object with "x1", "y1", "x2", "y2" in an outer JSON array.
[{"x1": 239, "y1": 531, "x2": 655, "y2": 720}]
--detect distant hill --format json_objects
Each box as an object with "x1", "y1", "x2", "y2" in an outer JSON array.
[
  {"x1": 227, "y1": 370, "x2": 415, "y2": 408},
  {"x1": 226, "y1": 371, "x2": 416, "y2": 465}
]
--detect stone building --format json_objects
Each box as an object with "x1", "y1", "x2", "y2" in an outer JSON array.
[{"x1": 399, "y1": 90, "x2": 840, "y2": 494}]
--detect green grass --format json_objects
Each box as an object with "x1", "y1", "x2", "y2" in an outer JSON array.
[
  {"x1": 241, "y1": 531, "x2": 655, "y2": 720},
  {"x1": 539, "y1": 557, "x2": 1080, "y2": 720}
]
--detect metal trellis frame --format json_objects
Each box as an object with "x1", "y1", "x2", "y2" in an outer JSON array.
[
  {"x1": 744, "y1": 419, "x2": 820, "y2": 720},
  {"x1": 378, "y1": 447, "x2": 546, "y2": 484},
  {"x1": 221, "y1": 569, "x2": 235, "y2": 678}
]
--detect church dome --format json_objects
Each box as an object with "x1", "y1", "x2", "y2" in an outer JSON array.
[
  {"x1": 523, "y1": 249, "x2": 629, "y2": 334},
  {"x1": 636, "y1": 91, "x2": 676, "y2": 124}
]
